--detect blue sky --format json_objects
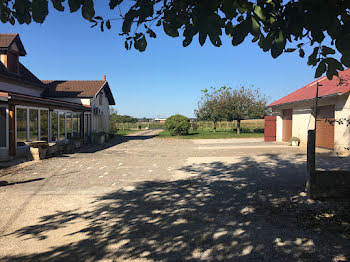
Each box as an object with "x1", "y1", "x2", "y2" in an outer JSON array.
[{"x1": 0, "y1": 2, "x2": 318, "y2": 118}]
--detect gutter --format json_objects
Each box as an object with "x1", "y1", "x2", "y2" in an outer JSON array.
[{"x1": 268, "y1": 92, "x2": 342, "y2": 108}]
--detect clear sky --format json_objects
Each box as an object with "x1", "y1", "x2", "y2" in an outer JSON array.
[{"x1": 0, "y1": 2, "x2": 318, "y2": 118}]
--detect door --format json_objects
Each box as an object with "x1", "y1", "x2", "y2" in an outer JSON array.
[
  {"x1": 282, "y1": 109, "x2": 293, "y2": 142},
  {"x1": 264, "y1": 116, "x2": 276, "y2": 141},
  {"x1": 316, "y1": 105, "x2": 335, "y2": 149}
]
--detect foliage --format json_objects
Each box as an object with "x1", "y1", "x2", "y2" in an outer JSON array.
[
  {"x1": 165, "y1": 114, "x2": 191, "y2": 136},
  {"x1": 157, "y1": 129, "x2": 264, "y2": 139},
  {"x1": 221, "y1": 86, "x2": 268, "y2": 134},
  {"x1": 191, "y1": 121, "x2": 199, "y2": 131},
  {"x1": 195, "y1": 87, "x2": 228, "y2": 132},
  {"x1": 2, "y1": 1, "x2": 350, "y2": 79},
  {"x1": 195, "y1": 86, "x2": 267, "y2": 134}
]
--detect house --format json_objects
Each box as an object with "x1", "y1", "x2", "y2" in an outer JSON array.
[
  {"x1": 152, "y1": 118, "x2": 166, "y2": 123},
  {"x1": 0, "y1": 33, "x2": 115, "y2": 161},
  {"x1": 267, "y1": 68, "x2": 350, "y2": 155}
]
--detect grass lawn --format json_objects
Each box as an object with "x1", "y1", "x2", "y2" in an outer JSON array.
[{"x1": 156, "y1": 129, "x2": 264, "y2": 139}]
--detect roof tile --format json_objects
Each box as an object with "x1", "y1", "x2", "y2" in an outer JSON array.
[{"x1": 268, "y1": 68, "x2": 350, "y2": 107}]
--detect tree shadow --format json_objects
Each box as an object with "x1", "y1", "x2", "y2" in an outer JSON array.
[
  {"x1": 2, "y1": 154, "x2": 349, "y2": 261},
  {"x1": 0, "y1": 178, "x2": 44, "y2": 187}
]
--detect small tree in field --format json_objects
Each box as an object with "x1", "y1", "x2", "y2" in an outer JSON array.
[
  {"x1": 223, "y1": 86, "x2": 268, "y2": 134},
  {"x1": 165, "y1": 115, "x2": 191, "y2": 136},
  {"x1": 195, "y1": 87, "x2": 227, "y2": 132}
]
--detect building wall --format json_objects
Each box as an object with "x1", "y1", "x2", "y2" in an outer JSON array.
[
  {"x1": 271, "y1": 94, "x2": 350, "y2": 155},
  {"x1": 90, "y1": 92, "x2": 110, "y2": 133},
  {"x1": 0, "y1": 80, "x2": 43, "y2": 97},
  {"x1": 334, "y1": 94, "x2": 350, "y2": 155}
]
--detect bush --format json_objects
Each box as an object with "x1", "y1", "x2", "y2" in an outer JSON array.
[{"x1": 165, "y1": 115, "x2": 191, "y2": 136}]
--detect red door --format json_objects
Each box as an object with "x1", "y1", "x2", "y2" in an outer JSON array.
[
  {"x1": 316, "y1": 105, "x2": 335, "y2": 149},
  {"x1": 264, "y1": 116, "x2": 276, "y2": 141}
]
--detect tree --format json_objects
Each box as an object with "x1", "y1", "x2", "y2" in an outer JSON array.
[
  {"x1": 222, "y1": 86, "x2": 268, "y2": 134},
  {"x1": 1, "y1": 0, "x2": 349, "y2": 79},
  {"x1": 195, "y1": 87, "x2": 227, "y2": 132},
  {"x1": 165, "y1": 114, "x2": 190, "y2": 136}
]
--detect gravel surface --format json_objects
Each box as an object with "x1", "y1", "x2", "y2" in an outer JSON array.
[{"x1": 0, "y1": 135, "x2": 349, "y2": 262}]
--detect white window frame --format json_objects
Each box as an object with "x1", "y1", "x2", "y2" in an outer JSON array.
[
  {"x1": 0, "y1": 105, "x2": 9, "y2": 149},
  {"x1": 16, "y1": 106, "x2": 49, "y2": 147},
  {"x1": 38, "y1": 109, "x2": 49, "y2": 141}
]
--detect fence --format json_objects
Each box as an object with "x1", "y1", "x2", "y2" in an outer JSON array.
[{"x1": 114, "y1": 119, "x2": 264, "y2": 131}]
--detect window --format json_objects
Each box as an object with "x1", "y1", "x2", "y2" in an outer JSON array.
[
  {"x1": 66, "y1": 113, "x2": 72, "y2": 139},
  {"x1": 16, "y1": 108, "x2": 27, "y2": 146},
  {"x1": 51, "y1": 111, "x2": 58, "y2": 141},
  {"x1": 40, "y1": 110, "x2": 49, "y2": 141},
  {"x1": 29, "y1": 109, "x2": 39, "y2": 141},
  {"x1": 73, "y1": 113, "x2": 81, "y2": 137},
  {"x1": 0, "y1": 107, "x2": 7, "y2": 148},
  {"x1": 59, "y1": 112, "x2": 66, "y2": 140},
  {"x1": 99, "y1": 93, "x2": 103, "y2": 105}
]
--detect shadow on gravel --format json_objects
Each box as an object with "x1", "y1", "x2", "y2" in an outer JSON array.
[
  {"x1": 3, "y1": 154, "x2": 350, "y2": 261},
  {"x1": 0, "y1": 178, "x2": 44, "y2": 187},
  {"x1": 75, "y1": 134, "x2": 157, "y2": 154}
]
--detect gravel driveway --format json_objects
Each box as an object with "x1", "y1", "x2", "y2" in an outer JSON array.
[{"x1": 0, "y1": 133, "x2": 349, "y2": 261}]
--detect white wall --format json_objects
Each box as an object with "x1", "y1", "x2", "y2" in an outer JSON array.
[
  {"x1": 91, "y1": 92, "x2": 110, "y2": 133},
  {"x1": 334, "y1": 94, "x2": 350, "y2": 155},
  {"x1": 0, "y1": 80, "x2": 43, "y2": 97},
  {"x1": 271, "y1": 94, "x2": 350, "y2": 154}
]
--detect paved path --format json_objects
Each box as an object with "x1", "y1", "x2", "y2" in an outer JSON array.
[{"x1": 0, "y1": 135, "x2": 349, "y2": 261}]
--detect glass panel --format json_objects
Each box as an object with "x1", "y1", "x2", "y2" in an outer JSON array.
[
  {"x1": 40, "y1": 110, "x2": 49, "y2": 141},
  {"x1": 73, "y1": 113, "x2": 81, "y2": 137},
  {"x1": 0, "y1": 107, "x2": 6, "y2": 147},
  {"x1": 84, "y1": 114, "x2": 88, "y2": 137},
  {"x1": 59, "y1": 112, "x2": 65, "y2": 140},
  {"x1": 51, "y1": 111, "x2": 58, "y2": 141},
  {"x1": 29, "y1": 109, "x2": 39, "y2": 141},
  {"x1": 66, "y1": 113, "x2": 72, "y2": 139},
  {"x1": 17, "y1": 108, "x2": 27, "y2": 146}
]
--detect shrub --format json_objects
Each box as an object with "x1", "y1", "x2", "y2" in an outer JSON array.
[{"x1": 165, "y1": 115, "x2": 191, "y2": 136}]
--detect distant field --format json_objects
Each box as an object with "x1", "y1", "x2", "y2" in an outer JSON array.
[
  {"x1": 156, "y1": 129, "x2": 264, "y2": 139},
  {"x1": 115, "y1": 119, "x2": 264, "y2": 131}
]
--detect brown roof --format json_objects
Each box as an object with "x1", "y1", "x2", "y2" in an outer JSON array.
[
  {"x1": 0, "y1": 33, "x2": 26, "y2": 55},
  {"x1": 43, "y1": 80, "x2": 115, "y2": 105}
]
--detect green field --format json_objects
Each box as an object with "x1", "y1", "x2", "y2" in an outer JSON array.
[
  {"x1": 114, "y1": 130, "x2": 140, "y2": 136},
  {"x1": 156, "y1": 129, "x2": 264, "y2": 139},
  {"x1": 115, "y1": 119, "x2": 264, "y2": 131}
]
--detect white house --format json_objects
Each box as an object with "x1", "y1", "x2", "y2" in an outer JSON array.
[
  {"x1": 0, "y1": 33, "x2": 115, "y2": 161},
  {"x1": 268, "y1": 68, "x2": 350, "y2": 155}
]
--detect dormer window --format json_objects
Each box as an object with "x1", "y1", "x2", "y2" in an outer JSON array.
[
  {"x1": 7, "y1": 51, "x2": 19, "y2": 74},
  {"x1": 0, "y1": 34, "x2": 26, "y2": 75}
]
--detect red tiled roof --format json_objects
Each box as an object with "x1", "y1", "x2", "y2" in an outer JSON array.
[
  {"x1": 43, "y1": 80, "x2": 105, "y2": 98},
  {"x1": 268, "y1": 68, "x2": 350, "y2": 107},
  {"x1": 43, "y1": 80, "x2": 115, "y2": 105}
]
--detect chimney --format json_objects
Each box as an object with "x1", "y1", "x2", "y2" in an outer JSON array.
[{"x1": 103, "y1": 75, "x2": 106, "y2": 82}]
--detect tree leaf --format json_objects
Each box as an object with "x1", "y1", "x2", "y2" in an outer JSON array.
[
  {"x1": 299, "y1": 48, "x2": 305, "y2": 58},
  {"x1": 254, "y1": 6, "x2": 266, "y2": 22},
  {"x1": 32, "y1": 0, "x2": 48, "y2": 23},
  {"x1": 82, "y1": 0, "x2": 95, "y2": 21},
  {"x1": 315, "y1": 59, "x2": 326, "y2": 78},
  {"x1": 68, "y1": 0, "x2": 82, "y2": 12},
  {"x1": 106, "y1": 20, "x2": 111, "y2": 29},
  {"x1": 51, "y1": 0, "x2": 65, "y2": 11},
  {"x1": 109, "y1": 0, "x2": 123, "y2": 10}
]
